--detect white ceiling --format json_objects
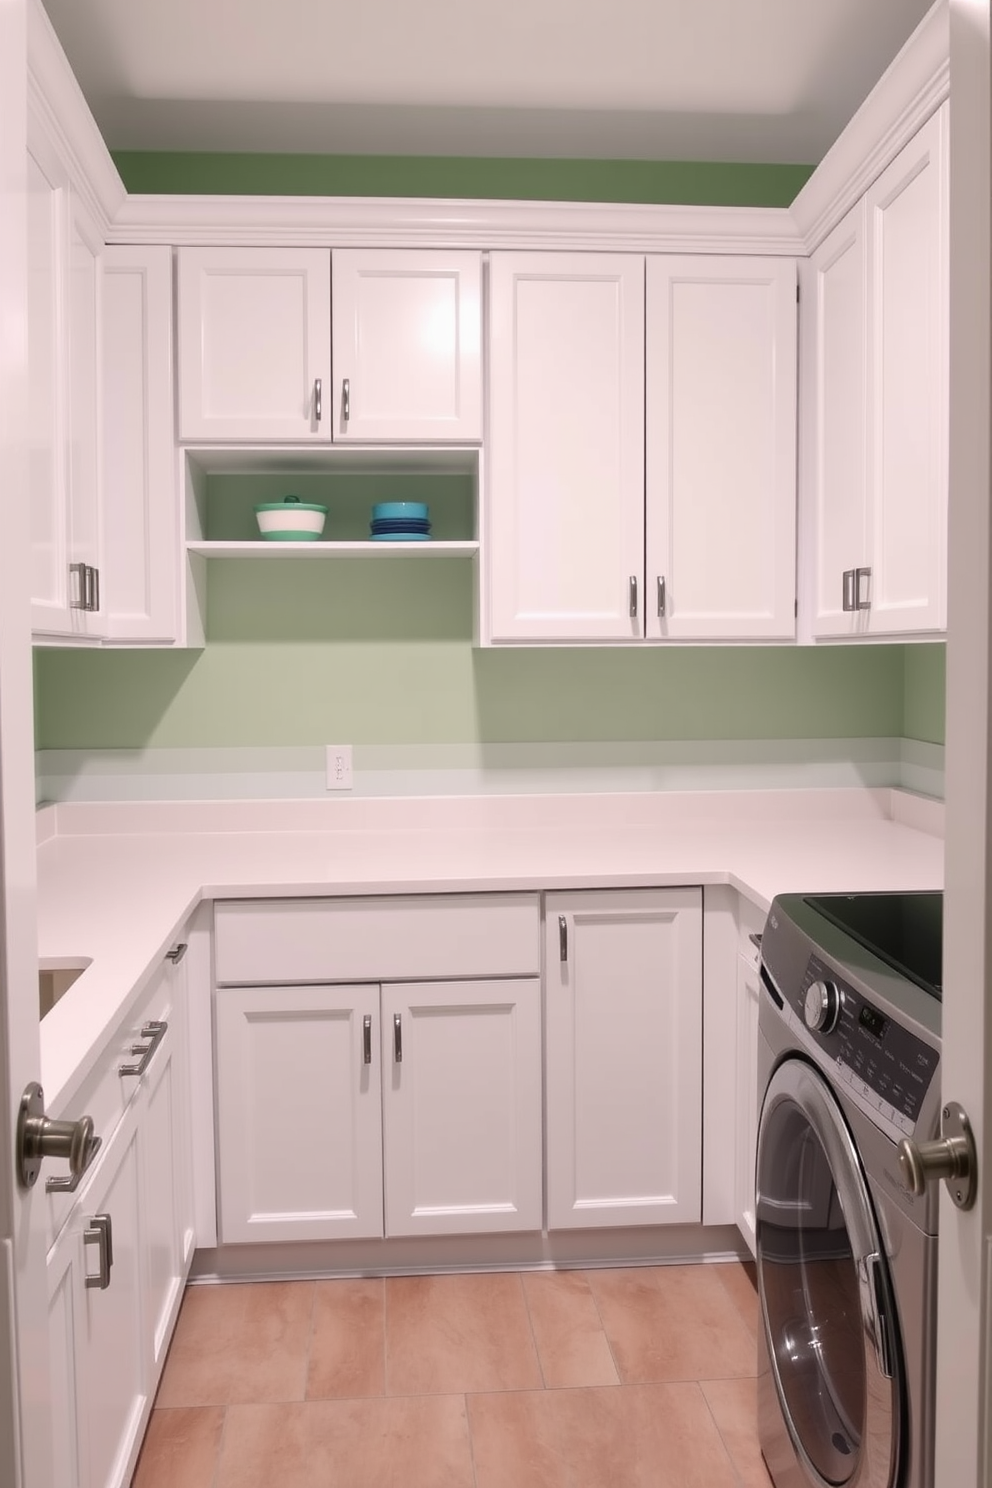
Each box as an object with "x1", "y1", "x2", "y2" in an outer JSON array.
[{"x1": 40, "y1": 0, "x2": 936, "y2": 163}]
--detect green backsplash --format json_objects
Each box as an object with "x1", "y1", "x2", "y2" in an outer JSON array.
[
  {"x1": 34, "y1": 560, "x2": 923, "y2": 750},
  {"x1": 112, "y1": 153, "x2": 812, "y2": 205}
]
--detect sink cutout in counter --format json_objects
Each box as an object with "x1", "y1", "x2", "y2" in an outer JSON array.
[{"x1": 39, "y1": 960, "x2": 91, "y2": 1019}]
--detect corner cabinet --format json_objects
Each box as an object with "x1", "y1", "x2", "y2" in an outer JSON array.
[
  {"x1": 802, "y1": 102, "x2": 948, "y2": 639},
  {"x1": 544, "y1": 888, "x2": 703, "y2": 1229},
  {"x1": 485, "y1": 251, "x2": 797, "y2": 644},
  {"x1": 177, "y1": 247, "x2": 483, "y2": 444}
]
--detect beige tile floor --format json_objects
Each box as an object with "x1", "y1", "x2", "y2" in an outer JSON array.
[{"x1": 133, "y1": 1261, "x2": 774, "y2": 1488}]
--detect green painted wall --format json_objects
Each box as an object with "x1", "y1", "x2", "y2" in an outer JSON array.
[
  {"x1": 112, "y1": 153, "x2": 812, "y2": 205},
  {"x1": 903, "y1": 643, "x2": 946, "y2": 744},
  {"x1": 34, "y1": 562, "x2": 909, "y2": 749}
]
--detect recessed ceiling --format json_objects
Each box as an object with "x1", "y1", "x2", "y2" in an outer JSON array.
[{"x1": 40, "y1": 0, "x2": 936, "y2": 162}]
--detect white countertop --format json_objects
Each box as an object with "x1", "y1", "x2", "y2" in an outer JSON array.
[{"x1": 36, "y1": 786, "x2": 944, "y2": 1111}]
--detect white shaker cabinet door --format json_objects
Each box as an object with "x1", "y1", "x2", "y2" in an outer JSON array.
[
  {"x1": 487, "y1": 252, "x2": 645, "y2": 641},
  {"x1": 865, "y1": 103, "x2": 948, "y2": 636},
  {"x1": 177, "y1": 247, "x2": 331, "y2": 441},
  {"x1": 381, "y1": 979, "x2": 543, "y2": 1237},
  {"x1": 74, "y1": 1107, "x2": 146, "y2": 1488},
  {"x1": 331, "y1": 249, "x2": 482, "y2": 441},
  {"x1": 804, "y1": 200, "x2": 869, "y2": 639},
  {"x1": 101, "y1": 246, "x2": 179, "y2": 643},
  {"x1": 545, "y1": 888, "x2": 703, "y2": 1230},
  {"x1": 215, "y1": 983, "x2": 383, "y2": 1243},
  {"x1": 646, "y1": 256, "x2": 797, "y2": 640}
]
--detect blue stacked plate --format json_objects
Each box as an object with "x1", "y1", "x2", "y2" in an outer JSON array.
[{"x1": 370, "y1": 501, "x2": 431, "y2": 541}]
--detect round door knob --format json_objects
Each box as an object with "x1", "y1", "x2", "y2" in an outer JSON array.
[
  {"x1": 897, "y1": 1101, "x2": 976, "y2": 1210},
  {"x1": 804, "y1": 979, "x2": 840, "y2": 1033},
  {"x1": 16, "y1": 1082, "x2": 101, "y2": 1191}
]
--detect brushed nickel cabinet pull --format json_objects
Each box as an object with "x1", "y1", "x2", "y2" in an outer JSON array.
[
  {"x1": 119, "y1": 1020, "x2": 168, "y2": 1078},
  {"x1": 628, "y1": 575, "x2": 638, "y2": 618},
  {"x1": 84, "y1": 1213, "x2": 113, "y2": 1290},
  {"x1": 165, "y1": 943, "x2": 187, "y2": 965},
  {"x1": 842, "y1": 569, "x2": 856, "y2": 612},
  {"x1": 657, "y1": 576, "x2": 666, "y2": 618},
  {"x1": 363, "y1": 1014, "x2": 372, "y2": 1066},
  {"x1": 343, "y1": 378, "x2": 351, "y2": 422},
  {"x1": 559, "y1": 915, "x2": 568, "y2": 963},
  {"x1": 314, "y1": 377, "x2": 322, "y2": 422},
  {"x1": 393, "y1": 1012, "x2": 402, "y2": 1063}
]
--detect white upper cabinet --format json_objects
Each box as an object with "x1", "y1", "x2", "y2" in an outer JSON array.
[
  {"x1": 487, "y1": 252, "x2": 646, "y2": 642},
  {"x1": 331, "y1": 250, "x2": 482, "y2": 442},
  {"x1": 645, "y1": 256, "x2": 797, "y2": 641},
  {"x1": 178, "y1": 247, "x2": 332, "y2": 442},
  {"x1": 177, "y1": 247, "x2": 483, "y2": 445},
  {"x1": 803, "y1": 103, "x2": 948, "y2": 639},
  {"x1": 101, "y1": 246, "x2": 179, "y2": 643},
  {"x1": 28, "y1": 141, "x2": 104, "y2": 640}
]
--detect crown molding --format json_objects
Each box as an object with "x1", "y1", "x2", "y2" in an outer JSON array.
[
  {"x1": 109, "y1": 194, "x2": 804, "y2": 255},
  {"x1": 790, "y1": 0, "x2": 949, "y2": 252},
  {"x1": 26, "y1": 0, "x2": 126, "y2": 236}
]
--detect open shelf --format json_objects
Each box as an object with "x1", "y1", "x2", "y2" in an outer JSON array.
[{"x1": 186, "y1": 540, "x2": 480, "y2": 558}]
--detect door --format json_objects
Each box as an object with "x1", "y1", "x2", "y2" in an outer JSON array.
[
  {"x1": 214, "y1": 982, "x2": 383, "y2": 1243},
  {"x1": 380, "y1": 979, "x2": 542, "y2": 1237},
  {"x1": 866, "y1": 103, "x2": 948, "y2": 636},
  {"x1": 0, "y1": 1, "x2": 55, "y2": 1482},
  {"x1": 803, "y1": 199, "x2": 869, "y2": 640},
  {"x1": 936, "y1": 5, "x2": 992, "y2": 1483},
  {"x1": 487, "y1": 252, "x2": 645, "y2": 642},
  {"x1": 331, "y1": 250, "x2": 483, "y2": 442},
  {"x1": 545, "y1": 888, "x2": 702, "y2": 1230},
  {"x1": 176, "y1": 247, "x2": 332, "y2": 441},
  {"x1": 645, "y1": 255, "x2": 797, "y2": 641}
]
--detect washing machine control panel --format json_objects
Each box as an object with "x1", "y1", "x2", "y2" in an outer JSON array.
[{"x1": 794, "y1": 954, "x2": 940, "y2": 1135}]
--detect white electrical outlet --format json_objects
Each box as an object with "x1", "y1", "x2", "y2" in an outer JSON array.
[{"x1": 325, "y1": 745, "x2": 353, "y2": 791}]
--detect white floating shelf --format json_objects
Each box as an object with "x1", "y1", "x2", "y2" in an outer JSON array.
[{"x1": 186, "y1": 540, "x2": 480, "y2": 558}]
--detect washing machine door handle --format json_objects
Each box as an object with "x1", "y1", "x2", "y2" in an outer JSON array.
[{"x1": 859, "y1": 1252, "x2": 895, "y2": 1380}]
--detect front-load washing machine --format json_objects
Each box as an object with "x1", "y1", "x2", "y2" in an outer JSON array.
[{"x1": 755, "y1": 891, "x2": 942, "y2": 1488}]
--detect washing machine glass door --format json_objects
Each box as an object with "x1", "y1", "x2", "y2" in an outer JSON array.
[{"x1": 756, "y1": 1057, "x2": 899, "y2": 1488}]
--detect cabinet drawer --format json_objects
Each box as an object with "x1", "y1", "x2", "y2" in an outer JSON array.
[
  {"x1": 214, "y1": 894, "x2": 542, "y2": 985},
  {"x1": 45, "y1": 961, "x2": 178, "y2": 1248}
]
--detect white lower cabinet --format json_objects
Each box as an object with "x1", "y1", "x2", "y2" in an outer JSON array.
[
  {"x1": 734, "y1": 912, "x2": 763, "y2": 1256},
  {"x1": 45, "y1": 949, "x2": 193, "y2": 1488},
  {"x1": 215, "y1": 983, "x2": 384, "y2": 1244},
  {"x1": 215, "y1": 976, "x2": 542, "y2": 1243},
  {"x1": 381, "y1": 981, "x2": 542, "y2": 1237},
  {"x1": 545, "y1": 888, "x2": 703, "y2": 1229}
]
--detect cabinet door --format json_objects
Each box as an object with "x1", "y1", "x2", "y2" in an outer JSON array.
[
  {"x1": 331, "y1": 250, "x2": 482, "y2": 442},
  {"x1": 546, "y1": 888, "x2": 703, "y2": 1229},
  {"x1": 101, "y1": 246, "x2": 178, "y2": 643},
  {"x1": 177, "y1": 248, "x2": 331, "y2": 441},
  {"x1": 47, "y1": 1236, "x2": 82, "y2": 1488},
  {"x1": 28, "y1": 147, "x2": 71, "y2": 633},
  {"x1": 865, "y1": 103, "x2": 948, "y2": 635},
  {"x1": 66, "y1": 190, "x2": 103, "y2": 638},
  {"x1": 734, "y1": 950, "x2": 761, "y2": 1257},
  {"x1": 75, "y1": 1106, "x2": 146, "y2": 1488},
  {"x1": 137, "y1": 961, "x2": 192, "y2": 1378},
  {"x1": 487, "y1": 252, "x2": 645, "y2": 641},
  {"x1": 804, "y1": 200, "x2": 869, "y2": 639},
  {"x1": 381, "y1": 979, "x2": 542, "y2": 1236},
  {"x1": 215, "y1": 983, "x2": 383, "y2": 1242},
  {"x1": 646, "y1": 256, "x2": 797, "y2": 640}
]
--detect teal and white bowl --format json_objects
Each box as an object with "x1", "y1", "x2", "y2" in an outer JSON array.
[{"x1": 255, "y1": 496, "x2": 327, "y2": 541}]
